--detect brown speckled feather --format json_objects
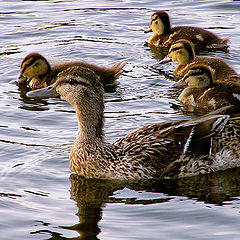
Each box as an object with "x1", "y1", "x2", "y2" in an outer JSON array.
[
  {"x1": 179, "y1": 64, "x2": 240, "y2": 110},
  {"x1": 27, "y1": 67, "x2": 240, "y2": 180},
  {"x1": 165, "y1": 26, "x2": 228, "y2": 50},
  {"x1": 182, "y1": 83, "x2": 240, "y2": 109}
]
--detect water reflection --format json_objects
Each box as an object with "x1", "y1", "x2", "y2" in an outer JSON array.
[
  {"x1": 40, "y1": 168, "x2": 240, "y2": 239},
  {"x1": 18, "y1": 84, "x2": 52, "y2": 111},
  {"x1": 67, "y1": 175, "x2": 124, "y2": 240},
  {"x1": 134, "y1": 168, "x2": 240, "y2": 205},
  {"x1": 145, "y1": 45, "x2": 168, "y2": 61},
  {"x1": 176, "y1": 168, "x2": 240, "y2": 204}
]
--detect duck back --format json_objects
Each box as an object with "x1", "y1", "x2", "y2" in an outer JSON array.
[{"x1": 165, "y1": 26, "x2": 229, "y2": 50}]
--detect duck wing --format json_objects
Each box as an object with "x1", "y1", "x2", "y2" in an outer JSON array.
[{"x1": 114, "y1": 109, "x2": 230, "y2": 178}]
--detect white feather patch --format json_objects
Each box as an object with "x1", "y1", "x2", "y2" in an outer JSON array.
[
  {"x1": 233, "y1": 93, "x2": 240, "y2": 102},
  {"x1": 212, "y1": 149, "x2": 238, "y2": 171},
  {"x1": 211, "y1": 116, "x2": 229, "y2": 133},
  {"x1": 196, "y1": 34, "x2": 204, "y2": 42},
  {"x1": 183, "y1": 127, "x2": 195, "y2": 154}
]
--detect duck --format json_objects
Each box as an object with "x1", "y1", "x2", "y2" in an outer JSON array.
[
  {"x1": 18, "y1": 52, "x2": 126, "y2": 91},
  {"x1": 144, "y1": 11, "x2": 229, "y2": 51},
  {"x1": 162, "y1": 39, "x2": 238, "y2": 81},
  {"x1": 26, "y1": 66, "x2": 240, "y2": 180},
  {"x1": 177, "y1": 63, "x2": 240, "y2": 110}
]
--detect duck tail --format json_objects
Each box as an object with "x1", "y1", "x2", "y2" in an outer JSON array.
[
  {"x1": 92, "y1": 60, "x2": 126, "y2": 89},
  {"x1": 218, "y1": 37, "x2": 230, "y2": 50},
  {"x1": 110, "y1": 60, "x2": 127, "y2": 79},
  {"x1": 107, "y1": 60, "x2": 126, "y2": 82},
  {"x1": 207, "y1": 36, "x2": 230, "y2": 51},
  {"x1": 221, "y1": 36, "x2": 230, "y2": 45}
]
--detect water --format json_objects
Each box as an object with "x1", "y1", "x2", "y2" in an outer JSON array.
[{"x1": 0, "y1": 0, "x2": 240, "y2": 239}]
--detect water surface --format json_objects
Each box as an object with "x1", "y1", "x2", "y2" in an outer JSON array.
[{"x1": 0, "y1": 0, "x2": 240, "y2": 239}]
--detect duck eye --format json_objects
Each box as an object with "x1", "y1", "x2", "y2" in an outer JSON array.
[{"x1": 69, "y1": 78, "x2": 77, "y2": 84}]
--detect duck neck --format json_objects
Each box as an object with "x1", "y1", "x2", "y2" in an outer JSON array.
[
  {"x1": 178, "y1": 52, "x2": 190, "y2": 64},
  {"x1": 42, "y1": 68, "x2": 53, "y2": 86},
  {"x1": 75, "y1": 108, "x2": 104, "y2": 143}
]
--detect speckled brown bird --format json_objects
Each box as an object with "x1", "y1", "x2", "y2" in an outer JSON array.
[
  {"x1": 163, "y1": 39, "x2": 238, "y2": 81},
  {"x1": 18, "y1": 52, "x2": 126, "y2": 91},
  {"x1": 178, "y1": 63, "x2": 240, "y2": 110},
  {"x1": 26, "y1": 66, "x2": 240, "y2": 180},
  {"x1": 144, "y1": 11, "x2": 229, "y2": 51}
]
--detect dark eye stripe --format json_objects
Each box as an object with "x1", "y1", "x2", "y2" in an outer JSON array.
[
  {"x1": 151, "y1": 15, "x2": 158, "y2": 22},
  {"x1": 71, "y1": 80, "x2": 90, "y2": 87},
  {"x1": 21, "y1": 58, "x2": 37, "y2": 76},
  {"x1": 169, "y1": 46, "x2": 182, "y2": 54},
  {"x1": 185, "y1": 70, "x2": 204, "y2": 79},
  {"x1": 59, "y1": 79, "x2": 90, "y2": 88}
]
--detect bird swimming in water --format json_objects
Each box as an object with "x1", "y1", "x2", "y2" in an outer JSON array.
[
  {"x1": 27, "y1": 66, "x2": 240, "y2": 180},
  {"x1": 162, "y1": 39, "x2": 238, "y2": 81},
  {"x1": 177, "y1": 63, "x2": 240, "y2": 110},
  {"x1": 144, "y1": 11, "x2": 229, "y2": 51},
  {"x1": 19, "y1": 52, "x2": 126, "y2": 91}
]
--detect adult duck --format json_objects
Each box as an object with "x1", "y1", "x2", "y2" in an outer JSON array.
[{"x1": 27, "y1": 66, "x2": 240, "y2": 180}]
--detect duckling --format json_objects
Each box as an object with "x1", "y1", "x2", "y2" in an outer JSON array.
[
  {"x1": 18, "y1": 52, "x2": 126, "y2": 91},
  {"x1": 144, "y1": 11, "x2": 229, "y2": 51},
  {"x1": 178, "y1": 63, "x2": 240, "y2": 110},
  {"x1": 163, "y1": 39, "x2": 238, "y2": 81},
  {"x1": 27, "y1": 66, "x2": 240, "y2": 180}
]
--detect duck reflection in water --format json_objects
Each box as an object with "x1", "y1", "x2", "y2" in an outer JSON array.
[
  {"x1": 66, "y1": 174, "x2": 124, "y2": 240},
  {"x1": 38, "y1": 168, "x2": 240, "y2": 240}
]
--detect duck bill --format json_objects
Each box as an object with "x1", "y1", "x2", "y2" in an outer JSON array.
[
  {"x1": 172, "y1": 77, "x2": 187, "y2": 88},
  {"x1": 26, "y1": 82, "x2": 59, "y2": 99},
  {"x1": 18, "y1": 75, "x2": 28, "y2": 84},
  {"x1": 160, "y1": 57, "x2": 172, "y2": 64},
  {"x1": 144, "y1": 27, "x2": 153, "y2": 33}
]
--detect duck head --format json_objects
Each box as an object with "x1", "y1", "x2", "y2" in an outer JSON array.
[
  {"x1": 18, "y1": 52, "x2": 51, "y2": 87},
  {"x1": 168, "y1": 39, "x2": 195, "y2": 63},
  {"x1": 180, "y1": 64, "x2": 214, "y2": 89},
  {"x1": 144, "y1": 11, "x2": 171, "y2": 35},
  {"x1": 27, "y1": 66, "x2": 105, "y2": 139},
  {"x1": 161, "y1": 39, "x2": 195, "y2": 64}
]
